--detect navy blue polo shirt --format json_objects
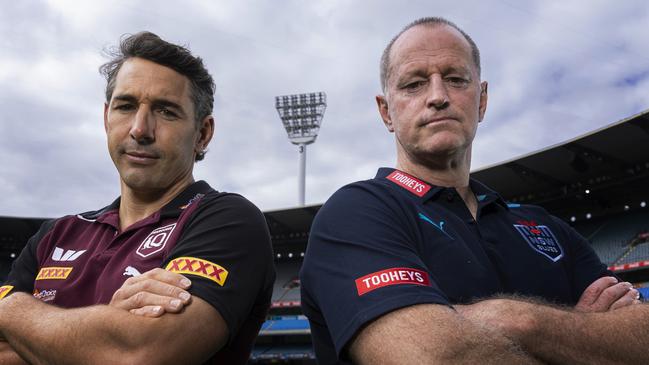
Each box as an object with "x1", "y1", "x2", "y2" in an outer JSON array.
[
  {"x1": 300, "y1": 168, "x2": 609, "y2": 364},
  {"x1": 1, "y1": 181, "x2": 275, "y2": 365}
]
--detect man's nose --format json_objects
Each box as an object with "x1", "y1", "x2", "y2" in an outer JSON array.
[
  {"x1": 129, "y1": 106, "x2": 155, "y2": 144},
  {"x1": 426, "y1": 76, "x2": 449, "y2": 110}
]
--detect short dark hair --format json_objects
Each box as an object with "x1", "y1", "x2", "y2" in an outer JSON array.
[
  {"x1": 99, "y1": 31, "x2": 215, "y2": 161},
  {"x1": 380, "y1": 17, "x2": 481, "y2": 92}
]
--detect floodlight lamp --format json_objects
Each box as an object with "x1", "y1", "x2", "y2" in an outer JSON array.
[{"x1": 275, "y1": 92, "x2": 327, "y2": 145}]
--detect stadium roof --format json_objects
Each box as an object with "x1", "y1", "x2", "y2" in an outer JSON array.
[{"x1": 472, "y1": 108, "x2": 649, "y2": 221}]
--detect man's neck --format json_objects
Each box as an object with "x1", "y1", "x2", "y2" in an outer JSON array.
[
  {"x1": 396, "y1": 146, "x2": 471, "y2": 187},
  {"x1": 396, "y1": 149, "x2": 477, "y2": 219},
  {"x1": 118, "y1": 177, "x2": 194, "y2": 231}
]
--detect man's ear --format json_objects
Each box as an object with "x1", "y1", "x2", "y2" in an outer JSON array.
[
  {"x1": 103, "y1": 103, "x2": 109, "y2": 132},
  {"x1": 376, "y1": 95, "x2": 394, "y2": 132},
  {"x1": 196, "y1": 115, "x2": 215, "y2": 155},
  {"x1": 478, "y1": 81, "x2": 488, "y2": 123}
]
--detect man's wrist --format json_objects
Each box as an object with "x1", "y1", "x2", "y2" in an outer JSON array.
[
  {"x1": 0, "y1": 293, "x2": 24, "y2": 340},
  {"x1": 457, "y1": 298, "x2": 545, "y2": 343},
  {"x1": 496, "y1": 299, "x2": 540, "y2": 342}
]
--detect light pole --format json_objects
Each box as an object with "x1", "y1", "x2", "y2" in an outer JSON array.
[{"x1": 275, "y1": 92, "x2": 327, "y2": 206}]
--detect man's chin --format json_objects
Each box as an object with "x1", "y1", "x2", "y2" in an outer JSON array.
[
  {"x1": 120, "y1": 174, "x2": 162, "y2": 192},
  {"x1": 419, "y1": 139, "x2": 467, "y2": 156}
]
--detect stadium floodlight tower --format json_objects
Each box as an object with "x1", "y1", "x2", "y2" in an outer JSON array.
[{"x1": 275, "y1": 92, "x2": 327, "y2": 206}]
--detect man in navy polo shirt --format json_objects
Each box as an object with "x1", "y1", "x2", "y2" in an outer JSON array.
[
  {"x1": 0, "y1": 32, "x2": 274, "y2": 365},
  {"x1": 300, "y1": 17, "x2": 646, "y2": 364}
]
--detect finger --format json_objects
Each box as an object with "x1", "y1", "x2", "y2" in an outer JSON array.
[
  {"x1": 610, "y1": 289, "x2": 640, "y2": 310},
  {"x1": 591, "y1": 282, "x2": 634, "y2": 311},
  {"x1": 138, "y1": 279, "x2": 192, "y2": 304},
  {"x1": 112, "y1": 279, "x2": 192, "y2": 305},
  {"x1": 130, "y1": 305, "x2": 165, "y2": 318},
  {"x1": 579, "y1": 276, "x2": 619, "y2": 306},
  {"x1": 123, "y1": 291, "x2": 189, "y2": 313},
  {"x1": 127, "y1": 268, "x2": 192, "y2": 289}
]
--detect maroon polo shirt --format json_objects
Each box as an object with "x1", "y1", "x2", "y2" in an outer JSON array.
[{"x1": 2, "y1": 181, "x2": 275, "y2": 364}]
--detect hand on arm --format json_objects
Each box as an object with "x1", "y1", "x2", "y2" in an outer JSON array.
[
  {"x1": 0, "y1": 291, "x2": 227, "y2": 365},
  {"x1": 0, "y1": 268, "x2": 195, "y2": 364},
  {"x1": 575, "y1": 276, "x2": 640, "y2": 312},
  {"x1": 109, "y1": 268, "x2": 193, "y2": 317},
  {"x1": 349, "y1": 303, "x2": 541, "y2": 364},
  {"x1": 458, "y1": 297, "x2": 649, "y2": 365}
]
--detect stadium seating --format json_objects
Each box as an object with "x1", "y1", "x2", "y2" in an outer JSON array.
[
  {"x1": 577, "y1": 209, "x2": 649, "y2": 265},
  {"x1": 271, "y1": 260, "x2": 302, "y2": 306},
  {"x1": 616, "y1": 242, "x2": 649, "y2": 266},
  {"x1": 250, "y1": 345, "x2": 315, "y2": 362},
  {"x1": 252, "y1": 258, "x2": 315, "y2": 364},
  {"x1": 638, "y1": 287, "x2": 649, "y2": 298},
  {"x1": 260, "y1": 315, "x2": 310, "y2": 335}
]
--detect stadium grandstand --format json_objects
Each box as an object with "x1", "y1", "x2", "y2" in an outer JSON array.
[{"x1": 1, "y1": 109, "x2": 648, "y2": 363}]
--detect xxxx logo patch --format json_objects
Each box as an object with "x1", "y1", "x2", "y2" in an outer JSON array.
[
  {"x1": 166, "y1": 257, "x2": 228, "y2": 286},
  {"x1": 36, "y1": 267, "x2": 73, "y2": 280},
  {"x1": 0, "y1": 285, "x2": 13, "y2": 299}
]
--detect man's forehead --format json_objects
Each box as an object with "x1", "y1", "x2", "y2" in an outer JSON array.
[
  {"x1": 112, "y1": 57, "x2": 191, "y2": 101},
  {"x1": 390, "y1": 24, "x2": 473, "y2": 69}
]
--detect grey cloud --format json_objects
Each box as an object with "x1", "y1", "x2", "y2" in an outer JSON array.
[{"x1": 1, "y1": 0, "x2": 648, "y2": 217}]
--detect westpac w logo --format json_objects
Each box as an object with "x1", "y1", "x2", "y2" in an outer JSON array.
[{"x1": 51, "y1": 247, "x2": 87, "y2": 262}]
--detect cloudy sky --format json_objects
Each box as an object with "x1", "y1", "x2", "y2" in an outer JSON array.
[{"x1": 1, "y1": 0, "x2": 648, "y2": 218}]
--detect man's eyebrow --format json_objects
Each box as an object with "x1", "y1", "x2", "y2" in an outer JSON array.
[
  {"x1": 152, "y1": 99, "x2": 183, "y2": 110},
  {"x1": 442, "y1": 65, "x2": 472, "y2": 77},
  {"x1": 397, "y1": 69, "x2": 429, "y2": 81},
  {"x1": 151, "y1": 99, "x2": 187, "y2": 117},
  {"x1": 111, "y1": 95, "x2": 188, "y2": 117},
  {"x1": 112, "y1": 94, "x2": 137, "y2": 103}
]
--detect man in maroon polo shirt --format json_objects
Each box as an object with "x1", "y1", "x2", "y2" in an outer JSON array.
[{"x1": 0, "y1": 32, "x2": 274, "y2": 365}]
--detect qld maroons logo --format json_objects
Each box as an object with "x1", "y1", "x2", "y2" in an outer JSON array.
[
  {"x1": 136, "y1": 223, "x2": 177, "y2": 258},
  {"x1": 514, "y1": 221, "x2": 563, "y2": 262}
]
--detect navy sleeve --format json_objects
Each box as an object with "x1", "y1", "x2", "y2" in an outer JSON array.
[
  {"x1": 2, "y1": 219, "x2": 57, "y2": 297},
  {"x1": 552, "y1": 216, "x2": 612, "y2": 302},
  {"x1": 300, "y1": 183, "x2": 450, "y2": 357},
  {"x1": 163, "y1": 193, "x2": 275, "y2": 342}
]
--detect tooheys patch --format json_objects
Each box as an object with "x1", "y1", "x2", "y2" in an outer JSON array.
[
  {"x1": 355, "y1": 267, "x2": 431, "y2": 296},
  {"x1": 166, "y1": 257, "x2": 228, "y2": 286},
  {"x1": 386, "y1": 170, "x2": 431, "y2": 197},
  {"x1": 514, "y1": 221, "x2": 564, "y2": 262},
  {"x1": 0, "y1": 285, "x2": 13, "y2": 299}
]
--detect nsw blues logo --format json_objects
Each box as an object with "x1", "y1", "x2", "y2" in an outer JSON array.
[{"x1": 514, "y1": 221, "x2": 563, "y2": 262}]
